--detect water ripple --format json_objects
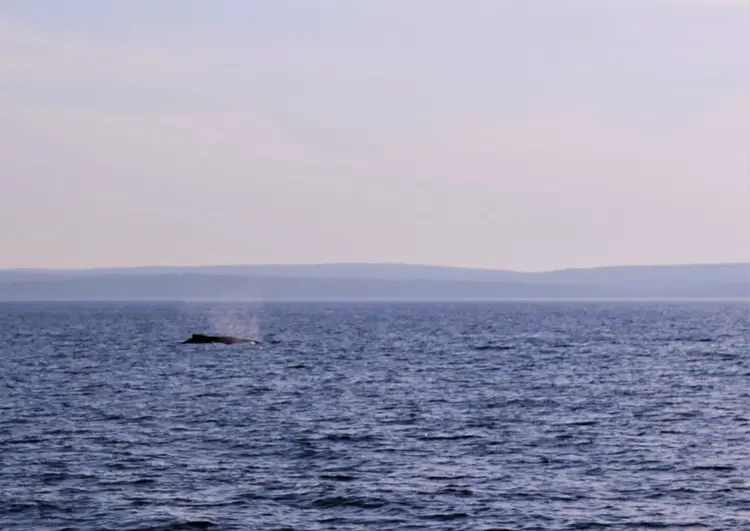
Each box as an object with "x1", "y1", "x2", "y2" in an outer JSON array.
[{"x1": 1, "y1": 301, "x2": 749, "y2": 530}]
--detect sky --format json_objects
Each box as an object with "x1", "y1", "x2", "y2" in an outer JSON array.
[{"x1": 1, "y1": 0, "x2": 748, "y2": 272}]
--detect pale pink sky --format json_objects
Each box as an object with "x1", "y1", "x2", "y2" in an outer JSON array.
[{"x1": 1, "y1": 0, "x2": 748, "y2": 271}]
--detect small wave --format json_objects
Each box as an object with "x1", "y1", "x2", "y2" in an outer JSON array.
[
  {"x1": 562, "y1": 420, "x2": 599, "y2": 427},
  {"x1": 620, "y1": 523, "x2": 672, "y2": 529},
  {"x1": 425, "y1": 475, "x2": 471, "y2": 481},
  {"x1": 40, "y1": 472, "x2": 71, "y2": 483},
  {"x1": 2, "y1": 436, "x2": 44, "y2": 445},
  {"x1": 692, "y1": 464, "x2": 736, "y2": 472},
  {"x1": 127, "y1": 521, "x2": 218, "y2": 531},
  {"x1": 322, "y1": 432, "x2": 375, "y2": 442},
  {"x1": 657, "y1": 336, "x2": 715, "y2": 343},
  {"x1": 165, "y1": 522, "x2": 217, "y2": 531},
  {"x1": 423, "y1": 512, "x2": 469, "y2": 521},
  {"x1": 319, "y1": 474, "x2": 357, "y2": 482},
  {"x1": 569, "y1": 523, "x2": 610, "y2": 530},
  {"x1": 5, "y1": 501, "x2": 68, "y2": 514},
  {"x1": 310, "y1": 496, "x2": 387, "y2": 509},
  {"x1": 437, "y1": 486, "x2": 474, "y2": 497},
  {"x1": 418, "y1": 433, "x2": 481, "y2": 441}
]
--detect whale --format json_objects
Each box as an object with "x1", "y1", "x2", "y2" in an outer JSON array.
[{"x1": 182, "y1": 334, "x2": 259, "y2": 345}]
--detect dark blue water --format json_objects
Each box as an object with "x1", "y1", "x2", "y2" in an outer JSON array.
[{"x1": 2, "y1": 302, "x2": 749, "y2": 530}]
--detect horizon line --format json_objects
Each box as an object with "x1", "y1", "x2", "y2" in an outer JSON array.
[
  {"x1": 1, "y1": 260, "x2": 750, "y2": 275},
  {"x1": 1, "y1": 297, "x2": 748, "y2": 304}
]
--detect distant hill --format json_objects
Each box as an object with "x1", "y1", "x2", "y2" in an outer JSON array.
[
  {"x1": 0, "y1": 263, "x2": 528, "y2": 281},
  {"x1": 0, "y1": 263, "x2": 747, "y2": 301}
]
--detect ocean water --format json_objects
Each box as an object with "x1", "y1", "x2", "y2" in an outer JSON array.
[{"x1": 1, "y1": 301, "x2": 749, "y2": 530}]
